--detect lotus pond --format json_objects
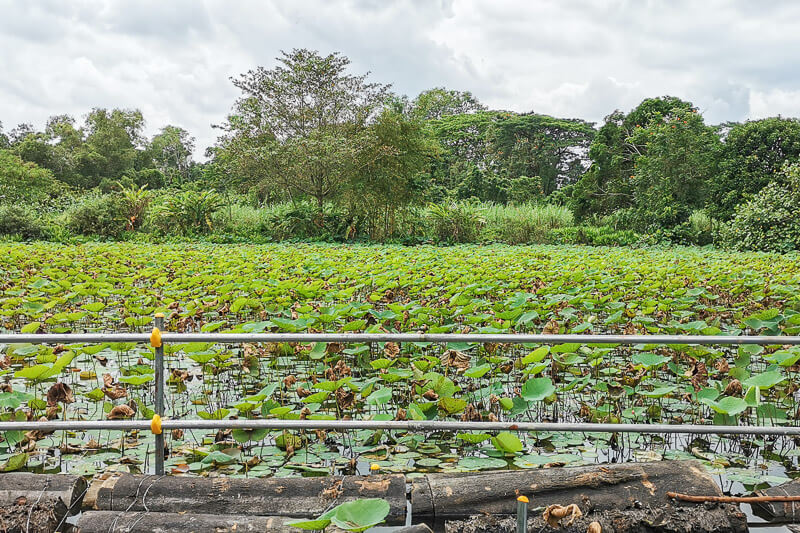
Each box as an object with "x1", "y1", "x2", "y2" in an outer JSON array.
[{"x1": 1, "y1": 242, "x2": 800, "y2": 494}]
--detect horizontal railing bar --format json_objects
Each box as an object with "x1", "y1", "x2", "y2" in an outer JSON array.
[
  {"x1": 1, "y1": 419, "x2": 799, "y2": 436},
  {"x1": 0, "y1": 333, "x2": 798, "y2": 345}
]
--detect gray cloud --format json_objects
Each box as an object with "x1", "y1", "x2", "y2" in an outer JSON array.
[{"x1": 1, "y1": 0, "x2": 799, "y2": 157}]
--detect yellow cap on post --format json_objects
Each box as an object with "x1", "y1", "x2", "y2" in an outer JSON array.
[
  {"x1": 150, "y1": 327, "x2": 162, "y2": 348},
  {"x1": 370, "y1": 463, "x2": 380, "y2": 472},
  {"x1": 517, "y1": 496, "x2": 529, "y2": 503},
  {"x1": 151, "y1": 414, "x2": 162, "y2": 435}
]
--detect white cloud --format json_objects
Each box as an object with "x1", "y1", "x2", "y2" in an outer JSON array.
[{"x1": 1, "y1": 0, "x2": 800, "y2": 158}]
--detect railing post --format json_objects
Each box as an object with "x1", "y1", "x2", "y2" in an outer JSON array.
[
  {"x1": 153, "y1": 313, "x2": 165, "y2": 475},
  {"x1": 516, "y1": 496, "x2": 528, "y2": 533}
]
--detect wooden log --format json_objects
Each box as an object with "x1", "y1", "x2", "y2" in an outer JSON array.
[
  {"x1": 394, "y1": 525, "x2": 434, "y2": 533},
  {"x1": 0, "y1": 473, "x2": 87, "y2": 514},
  {"x1": 85, "y1": 474, "x2": 406, "y2": 525},
  {"x1": 443, "y1": 504, "x2": 748, "y2": 533},
  {"x1": 411, "y1": 461, "x2": 725, "y2": 519},
  {"x1": 752, "y1": 478, "x2": 800, "y2": 522},
  {"x1": 76, "y1": 511, "x2": 296, "y2": 532},
  {"x1": 0, "y1": 496, "x2": 68, "y2": 533}
]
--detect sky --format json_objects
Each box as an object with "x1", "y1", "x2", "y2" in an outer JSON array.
[{"x1": 2, "y1": 0, "x2": 800, "y2": 157}]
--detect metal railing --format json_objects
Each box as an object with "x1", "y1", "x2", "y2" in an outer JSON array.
[{"x1": 2, "y1": 316, "x2": 800, "y2": 475}]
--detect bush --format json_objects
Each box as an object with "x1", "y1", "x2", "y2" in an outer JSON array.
[
  {"x1": 212, "y1": 204, "x2": 271, "y2": 239},
  {"x1": 0, "y1": 150, "x2": 59, "y2": 204},
  {"x1": 484, "y1": 203, "x2": 573, "y2": 244},
  {"x1": 547, "y1": 225, "x2": 640, "y2": 246},
  {"x1": 720, "y1": 164, "x2": 800, "y2": 252},
  {"x1": 261, "y1": 201, "x2": 352, "y2": 241},
  {"x1": 0, "y1": 205, "x2": 46, "y2": 239},
  {"x1": 425, "y1": 201, "x2": 486, "y2": 243},
  {"x1": 149, "y1": 189, "x2": 223, "y2": 235},
  {"x1": 65, "y1": 194, "x2": 127, "y2": 238}
]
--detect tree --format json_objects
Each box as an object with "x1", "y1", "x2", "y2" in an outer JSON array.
[
  {"x1": 487, "y1": 113, "x2": 595, "y2": 195},
  {"x1": 707, "y1": 117, "x2": 800, "y2": 220},
  {"x1": 571, "y1": 96, "x2": 711, "y2": 227},
  {"x1": 625, "y1": 106, "x2": 720, "y2": 229},
  {"x1": 410, "y1": 88, "x2": 486, "y2": 121},
  {"x1": 215, "y1": 49, "x2": 391, "y2": 206},
  {"x1": 149, "y1": 126, "x2": 195, "y2": 186},
  {"x1": 0, "y1": 150, "x2": 58, "y2": 204},
  {"x1": 79, "y1": 108, "x2": 146, "y2": 187},
  {"x1": 346, "y1": 108, "x2": 438, "y2": 238},
  {"x1": 0, "y1": 122, "x2": 8, "y2": 149},
  {"x1": 722, "y1": 163, "x2": 800, "y2": 252}
]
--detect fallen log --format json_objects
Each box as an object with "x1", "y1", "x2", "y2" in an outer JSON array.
[
  {"x1": 0, "y1": 473, "x2": 87, "y2": 514},
  {"x1": 395, "y1": 525, "x2": 434, "y2": 533},
  {"x1": 76, "y1": 511, "x2": 295, "y2": 532},
  {"x1": 411, "y1": 461, "x2": 725, "y2": 519},
  {"x1": 444, "y1": 504, "x2": 747, "y2": 533},
  {"x1": 751, "y1": 478, "x2": 800, "y2": 523},
  {"x1": 84, "y1": 473, "x2": 406, "y2": 525},
  {"x1": 0, "y1": 473, "x2": 87, "y2": 532},
  {"x1": 0, "y1": 497, "x2": 67, "y2": 533}
]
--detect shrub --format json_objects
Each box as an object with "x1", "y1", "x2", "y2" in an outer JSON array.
[
  {"x1": 484, "y1": 203, "x2": 573, "y2": 244},
  {"x1": 0, "y1": 205, "x2": 46, "y2": 239},
  {"x1": 65, "y1": 194, "x2": 127, "y2": 238},
  {"x1": 0, "y1": 150, "x2": 59, "y2": 204},
  {"x1": 425, "y1": 201, "x2": 486, "y2": 243},
  {"x1": 149, "y1": 190, "x2": 223, "y2": 235},
  {"x1": 261, "y1": 201, "x2": 352, "y2": 241},
  {"x1": 118, "y1": 183, "x2": 152, "y2": 230},
  {"x1": 212, "y1": 203, "x2": 271, "y2": 239},
  {"x1": 721, "y1": 164, "x2": 800, "y2": 253},
  {"x1": 547, "y1": 225, "x2": 640, "y2": 246}
]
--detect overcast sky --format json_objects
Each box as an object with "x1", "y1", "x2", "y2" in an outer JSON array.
[{"x1": 2, "y1": 0, "x2": 800, "y2": 157}]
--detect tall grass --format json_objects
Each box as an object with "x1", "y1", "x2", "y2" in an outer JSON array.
[{"x1": 483, "y1": 203, "x2": 574, "y2": 244}]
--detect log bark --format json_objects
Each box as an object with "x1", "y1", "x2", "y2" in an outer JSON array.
[
  {"x1": 394, "y1": 525, "x2": 433, "y2": 533},
  {"x1": 752, "y1": 478, "x2": 800, "y2": 523},
  {"x1": 412, "y1": 461, "x2": 724, "y2": 519},
  {"x1": 0, "y1": 473, "x2": 87, "y2": 514},
  {"x1": 444, "y1": 504, "x2": 747, "y2": 533},
  {"x1": 84, "y1": 473, "x2": 406, "y2": 525},
  {"x1": 76, "y1": 511, "x2": 296, "y2": 533}
]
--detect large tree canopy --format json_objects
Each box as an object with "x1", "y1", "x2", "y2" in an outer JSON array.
[
  {"x1": 214, "y1": 48, "x2": 391, "y2": 206},
  {"x1": 706, "y1": 117, "x2": 800, "y2": 220},
  {"x1": 571, "y1": 96, "x2": 715, "y2": 228}
]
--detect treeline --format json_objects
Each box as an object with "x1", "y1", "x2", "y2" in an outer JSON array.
[{"x1": 1, "y1": 49, "x2": 800, "y2": 251}]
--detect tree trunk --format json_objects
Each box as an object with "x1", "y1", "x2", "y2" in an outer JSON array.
[
  {"x1": 0, "y1": 473, "x2": 86, "y2": 514},
  {"x1": 411, "y1": 461, "x2": 727, "y2": 520},
  {"x1": 84, "y1": 473, "x2": 406, "y2": 525},
  {"x1": 76, "y1": 511, "x2": 295, "y2": 533},
  {"x1": 0, "y1": 473, "x2": 87, "y2": 533},
  {"x1": 444, "y1": 504, "x2": 747, "y2": 533},
  {"x1": 752, "y1": 478, "x2": 800, "y2": 522}
]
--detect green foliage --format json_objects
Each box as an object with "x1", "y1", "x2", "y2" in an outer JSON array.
[
  {"x1": 148, "y1": 125, "x2": 196, "y2": 186},
  {"x1": 721, "y1": 164, "x2": 800, "y2": 252},
  {"x1": 65, "y1": 194, "x2": 127, "y2": 238},
  {"x1": 0, "y1": 205, "x2": 46, "y2": 240},
  {"x1": 426, "y1": 201, "x2": 486, "y2": 243},
  {"x1": 546, "y1": 225, "x2": 640, "y2": 246},
  {"x1": 410, "y1": 87, "x2": 486, "y2": 121},
  {"x1": 344, "y1": 108, "x2": 437, "y2": 239},
  {"x1": 0, "y1": 150, "x2": 59, "y2": 204},
  {"x1": 483, "y1": 203, "x2": 573, "y2": 244},
  {"x1": 215, "y1": 48, "x2": 390, "y2": 207},
  {"x1": 151, "y1": 189, "x2": 224, "y2": 235},
  {"x1": 708, "y1": 117, "x2": 800, "y2": 220},
  {"x1": 572, "y1": 96, "x2": 719, "y2": 235},
  {"x1": 261, "y1": 201, "x2": 351, "y2": 241}
]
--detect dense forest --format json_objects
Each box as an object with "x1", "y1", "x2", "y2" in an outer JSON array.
[{"x1": 1, "y1": 49, "x2": 799, "y2": 252}]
